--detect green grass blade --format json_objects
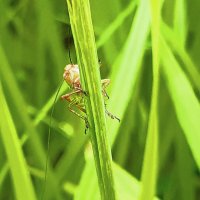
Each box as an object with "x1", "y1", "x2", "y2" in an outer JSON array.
[
  {"x1": 161, "y1": 22, "x2": 200, "y2": 90},
  {"x1": 175, "y1": 132, "x2": 196, "y2": 200},
  {"x1": 66, "y1": 0, "x2": 116, "y2": 199},
  {"x1": 75, "y1": 0, "x2": 151, "y2": 198},
  {"x1": 0, "y1": 84, "x2": 68, "y2": 187},
  {"x1": 96, "y1": 1, "x2": 137, "y2": 48},
  {"x1": 108, "y1": 0, "x2": 151, "y2": 144},
  {"x1": 75, "y1": 159, "x2": 159, "y2": 200},
  {"x1": 0, "y1": 44, "x2": 62, "y2": 200},
  {"x1": 0, "y1": 84, "x2": 37, "y2": 200},
  {"x1": 0, "y1": 163, "x2": 9, "y2": 188},
  {"x1": 139, "y1": 0, "x2": 160, "y2": 199},
  {"x1": 174, "y1": 0, "x2": 187, "y2": 46},
  {"x1": 161, "y1": 37, "x2": 200, "y2": 170}
]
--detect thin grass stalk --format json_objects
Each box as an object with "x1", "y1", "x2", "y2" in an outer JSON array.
[
  {"x1": 66, "y1": 0, "x2": 116, "y2": 199},
  {"x1": 139, "y1": 0, "x2": 160, "y2": 199}
]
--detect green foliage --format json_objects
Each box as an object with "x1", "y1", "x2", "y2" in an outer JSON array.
[
  {"x1": 0, "y1": 0, "x2": 200, "y2": 199},
  {"x1": 66, "y1": 0, "x2": 116, "y2": 199},
  {"x1": 139, "y1": 0, "x2": 160, "y2": 199},
  {"x1": 0, "y1": 83, "x2": 37, "y2": 200}
]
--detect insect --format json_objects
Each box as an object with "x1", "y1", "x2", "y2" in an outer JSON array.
[
  {"x1": 41, "y1": 28, "x2": 120, "y2": 199},
  {"x1": 41, "y1": 62, "x2": 119, "y2": 199},
  {"x1": 61, "y1": 63, "x2": 120, "y2": 133}
]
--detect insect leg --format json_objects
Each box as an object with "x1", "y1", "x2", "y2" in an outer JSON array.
[
  {"x1": 61, "y1": 89, "x2": 82, "y2": 101},
  {"x1": 73, "y1": 86, "x2": 88, "y2": 96},
  {"x1": 62, "y1": 90, "x2": 86, "y2": 112},
  {"x1": 62, "y1": 90, "x2": 89, "y2": 132},
  {"x1": 68, "y1": 100, "x2": 89, "y2": 133},
  {"x1": 104, "y1": 104, "x2": 120, "y2": 122},
  {"x1": 101, "y1": 79, "x2": 110, "y2": 88},
  {"x1": 101, "y1": 79, "x2": 110, "y2": 99},
  {"x1": 102, "y1": 88, "x2": 109, "y2": 99}
]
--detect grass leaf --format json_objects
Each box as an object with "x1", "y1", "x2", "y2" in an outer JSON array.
[
  {"x1": 66, "y1": 0, "x2": 117, "y2": 199},
  {"x1": 161, "y1": 37, "x2": 200, "y2": 170},
  {"x1": 139, "y1": 0, "x2": 160, "y2": 199},
  {"x1": 0, "y1": 84, "x2": 37, "y2": 200}
]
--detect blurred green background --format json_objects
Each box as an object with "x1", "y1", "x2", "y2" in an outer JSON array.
[{"x1": 0, "y1": 0, "x2": 200, "y2": 200}]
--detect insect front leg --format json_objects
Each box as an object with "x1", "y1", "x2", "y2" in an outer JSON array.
[
  {"x1": 73, "y1": 86, "x2": 88, "y2": 96},
  {"x1": 61, "y1": 89, "x2": 82, "y2": 101}
]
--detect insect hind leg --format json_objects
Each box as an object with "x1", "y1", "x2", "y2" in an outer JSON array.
[
  {"x1": 101, "y1": 79, "x2": 110, "y2": 100},
  {"x1": 105, "y1": 106, "x2": 120, "y2": 122},
  {"x1": 102, "y1": 88, "x2": 109, "y2": 100},
  {"x1": 68, "y1": 100, "x2": 89, "y2": 134}
]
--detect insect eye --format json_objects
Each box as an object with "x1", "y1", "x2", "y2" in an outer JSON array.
[{"x1": 64, "y1": 69, "x2": 69, "y2": 74}]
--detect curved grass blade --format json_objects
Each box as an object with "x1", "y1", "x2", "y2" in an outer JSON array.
[
  {"x1": 161, "y1": 37, "x2": 200, "y2": 170},
  {"x1": 0, "y1": 44, "x2": 62, "y2": 200},
  {"x1": 0, "y1": 84, "x2": 37, "y2": 200},
  {"x1": 161, "y1": 22, "x2": 200, "y2": 90}
]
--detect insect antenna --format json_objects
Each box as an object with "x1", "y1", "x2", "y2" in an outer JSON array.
[
  {"x1": 40, "y1": 78, "x2": 64, "y2": 200},
  {"x1": 67, "y1": 26, "x2": 73, "y2": 64}
]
